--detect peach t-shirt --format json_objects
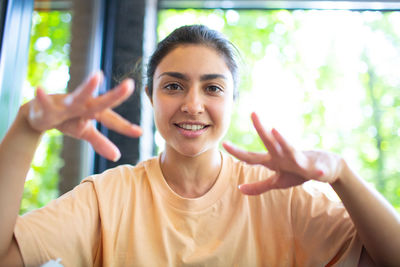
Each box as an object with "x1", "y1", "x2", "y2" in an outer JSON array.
[{"x1": 15, "y1": 153, "x2": 362, "y2": 266}]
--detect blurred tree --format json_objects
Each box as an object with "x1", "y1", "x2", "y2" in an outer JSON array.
[{"x1": 158, "y1": 9, "x2": 400, "y2": 212}]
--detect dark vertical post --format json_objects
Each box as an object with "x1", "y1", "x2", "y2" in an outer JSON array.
[
  {"x1": 95, "y1": 0, "x2": 157, "y2": 173},
  {"x1": 0, "y1": 0, "x2": 8, "y2": 46}
]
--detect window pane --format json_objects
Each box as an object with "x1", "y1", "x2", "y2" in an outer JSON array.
[{"x1": 20, "y1": 9, "x2": 72, "y2": 214}]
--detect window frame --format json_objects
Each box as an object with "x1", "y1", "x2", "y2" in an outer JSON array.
[
  {"x1": 159, "y1": 0, "x2": 400, "y2": 11},
  {"x1": 0, "y1": 0, "x2": 34, "y2": 139}
]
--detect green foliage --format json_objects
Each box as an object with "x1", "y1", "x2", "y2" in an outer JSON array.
[
  {"x1": 20, "y1": 11, "x2": 71, "y2": 214},
  {"x1": 20, "y1": 130, "x2": 63, "y2": 214},
  {"x1": 158, "y1": 9, "x2": 400, "y2": 212},
  {"x1": 27, "y1": 11, "x2": 71, "y2": 90}
]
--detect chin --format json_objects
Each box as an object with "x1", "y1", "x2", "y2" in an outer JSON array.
[{"x1": 174, "y1": 144, "x2": 218, "y2": 158}]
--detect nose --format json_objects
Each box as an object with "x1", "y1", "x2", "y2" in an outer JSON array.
[{"x1": 181, "y1": 88, "x2": 204, "y2": 115}]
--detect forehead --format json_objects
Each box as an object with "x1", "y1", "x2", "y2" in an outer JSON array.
[{"x1": 154, "y1": 44, "x2": 233, "y2": 81}]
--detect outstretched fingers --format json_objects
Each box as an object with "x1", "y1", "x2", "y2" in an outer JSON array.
[
  {"x1": 107, "y1": 79, "x2": 135, "y2": 109},
  {"x1": 69, "y1": 71, "x2": 104, "y2": 105},
  {"x1": 84, "y1": 79, "x2": 135, "y2": 118},
  {"x1": 223, "y1": 141, "x2": 271, "y2": 166},
  {"x1": 80, "y1": 124, "x2": 121, "y2": 162},
  {"x1": 97, "y1": 109, "x2": 142, "y2": 138},
  {"x1": 238, "y1": 175, "x2": 279, "y2": 195},
  {"x1": 35, "y1": 87, "x2": 52, "y2": 108},
  {"x1": 239, "y1": 171, "x2": 306, "y2": 195},
  {"x1": 251, "y1": 112, "x2": 280, "y2": 157},
  {"x1": 270, "y1": 128, "x2": 294, "y2": 157},
  {"x1": 272, "y1": 128, "x2": 324, "y2": 179}
]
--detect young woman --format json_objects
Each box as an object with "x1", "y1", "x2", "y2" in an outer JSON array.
[{"x1": 0, "y1": 25, "x2": 399, "y2": 266}]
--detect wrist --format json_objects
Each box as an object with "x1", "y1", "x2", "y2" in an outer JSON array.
[
  {"x1": 17, "y1": 103, "x2": 44, "y2": 137},
  {"x1": 331, "y1": 158, "x2": 356, "y2": 190}
]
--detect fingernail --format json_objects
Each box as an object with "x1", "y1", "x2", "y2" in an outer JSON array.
[
  {"x1": 238, "y1": 184, "x2": 242, "y2": 190},
  {"x1": 90, "y1": 71, "x2": 101, "y2": 81},
  {"x1": 112, "y1": 151, "x2": 121, "y2": 162},
  {"x1": 224, "y1": 141, "x2": 232, "y2": 146},
  {"x1": 126, "y1": 79, "x2": 134, "y2": 90},
  {"x1": 97, "y1": 71, "x2": 104, "y2": 84},
  {"x1": 131, "y1": 125, "x2": 143, "y2": 135}
]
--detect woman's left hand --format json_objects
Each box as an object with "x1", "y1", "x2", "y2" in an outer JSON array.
[{"x1": 223, "y1": 112, "x2": 345, "y2": 195}]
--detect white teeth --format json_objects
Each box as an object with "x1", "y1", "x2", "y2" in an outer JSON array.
[{"x1": 179, "y1": 124, "x2": 206, "y2": 131}]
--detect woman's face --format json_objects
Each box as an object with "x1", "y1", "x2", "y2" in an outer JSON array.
[{"x1": 151, "y1": 44, "x2": 234, "y2": 157}]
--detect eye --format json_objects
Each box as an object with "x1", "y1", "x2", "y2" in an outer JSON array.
[
  {"x1": 164, "y1": 83, "x2": 183, "y2": 91},
  {"x1": 205, "y1": 85, "x2": 223, "y2": 94}
]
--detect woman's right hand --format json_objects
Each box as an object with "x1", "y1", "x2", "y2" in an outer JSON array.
[{"x1": 26, "y1": 71, "x2": 142, "y2": 161}]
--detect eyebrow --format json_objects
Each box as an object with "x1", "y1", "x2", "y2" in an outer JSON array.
[{"x1": 158, "y1": 72, "x2": 227, "y2": 81}]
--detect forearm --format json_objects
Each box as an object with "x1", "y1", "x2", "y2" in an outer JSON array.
[
  {"x1": 331, "y1": 160, "x2": 400, "y2": 266},
  {"x1": 0, "y1": 104, "x2": 42, "y2": 257}
]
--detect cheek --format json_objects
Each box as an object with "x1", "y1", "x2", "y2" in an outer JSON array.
[
  {"x1": 153, "y1": 97, "x2": 175, "y2": 128},
  {"x1": 211, "y1": 98, "x2": 233, "y2": 127}
]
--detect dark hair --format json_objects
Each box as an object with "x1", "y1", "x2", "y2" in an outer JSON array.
[{"x1": 146, "y1": 25, "x2": 240, "y2": 99}]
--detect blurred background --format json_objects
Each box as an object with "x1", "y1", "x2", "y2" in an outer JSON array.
[{"x1": 0, "y1": 0, "x2": 399, "y2": 214}]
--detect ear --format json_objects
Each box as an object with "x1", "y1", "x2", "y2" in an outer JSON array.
[{"x1": 145, "y1": 86, "x2": 153, "y2": 105}]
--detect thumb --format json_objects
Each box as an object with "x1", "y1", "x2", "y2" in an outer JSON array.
[{"x1": 238, "y1": 174, "x2": 280, "y2": 195}]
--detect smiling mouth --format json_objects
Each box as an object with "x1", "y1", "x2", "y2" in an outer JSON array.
[{"x1": 175, "y1": 123, "x2": 209, "y2": 131}]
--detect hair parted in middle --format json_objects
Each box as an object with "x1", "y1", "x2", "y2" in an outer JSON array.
[{"x1": 146, "y1": 24, "x2": 241, "y2": 99}]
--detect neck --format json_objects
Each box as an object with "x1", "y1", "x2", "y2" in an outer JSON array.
[{"x1": 160, "y1": 147, "x2": 222, "y2": 198}]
